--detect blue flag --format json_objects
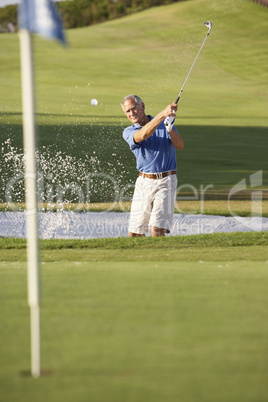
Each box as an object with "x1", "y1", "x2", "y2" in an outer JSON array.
[{"x1": 18, "y1": 0, "x2": 66, "y2": 44}]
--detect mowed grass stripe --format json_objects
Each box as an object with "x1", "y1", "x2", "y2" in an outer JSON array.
[
  {"x1": 0, "y1": 232, "x2": 267, "y2": 262},
  {"x1": 1, "y1": 231, "x2": 267, "y2": 249}
]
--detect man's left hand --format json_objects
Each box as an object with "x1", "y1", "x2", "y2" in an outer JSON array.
[{"x1": 164, "y1": 115, "x2": 175, "y2": 132}]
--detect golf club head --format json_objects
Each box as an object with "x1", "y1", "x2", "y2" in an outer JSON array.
[{"x1": 204, "y1": 21, "x2": 212, "y2": 33}]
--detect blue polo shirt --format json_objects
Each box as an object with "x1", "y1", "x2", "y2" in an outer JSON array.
[{"x1": 123, "y1": 116, "x2": 177, "y2": 173}]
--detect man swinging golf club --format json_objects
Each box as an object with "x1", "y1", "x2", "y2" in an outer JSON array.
[
  {"x1": 122, "y1": 95, "x2": 184, "y2": 237},
  {"x1": 122, "y1": 22, "x2": 212, "y2": 237}
]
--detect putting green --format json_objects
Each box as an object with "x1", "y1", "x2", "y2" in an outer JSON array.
[{"x1": 1, "y1": 258, "x2": 268, "y2": 402}]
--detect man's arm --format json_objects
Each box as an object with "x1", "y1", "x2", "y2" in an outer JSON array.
[
  {"x1": 133, "y1": 103, "x2": 177, "y2": 144},
  {"x1": 169, "y1": 128, "x2": 184, "y2": 150}
]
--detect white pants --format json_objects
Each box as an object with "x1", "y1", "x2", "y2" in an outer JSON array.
[{"x1": 128, "y1": 174, "x2": 177, "y2": 235}]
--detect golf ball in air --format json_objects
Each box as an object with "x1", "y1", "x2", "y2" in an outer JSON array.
[{"x1": 91, "y1": 98, "x2": 98, "y2": 106}]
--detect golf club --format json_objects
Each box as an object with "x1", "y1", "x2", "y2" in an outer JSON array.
[{"x1": 164, "y1": 21, "x2": 212, "y2": 132}]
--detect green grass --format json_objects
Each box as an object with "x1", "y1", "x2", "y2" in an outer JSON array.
[
  {"x1": 1, "y1": 230, "x2": 268, "y2": 250},
  {"x1": 0, "y1": 231, "x2": 267, "y2": 263},
  {"x1": 1, "y1": 124, "x2": 267, "y2": 203},
  {"x1": 0, "y1": 1, "x2": 268, "y2": 399},
  {"x1": 0, "y1": 0, "x2": 267, "y2": 204},
  {"x1": 0, "y1": 0, "x2": 267, "y2": 125},
  {"x1": 1, "y1": 234, "x2": 268, "y2": 401}
]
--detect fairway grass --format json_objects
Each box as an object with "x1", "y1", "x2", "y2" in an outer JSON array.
[
  {"x1": 1, "y1": 0, "x2": 268, "y2": 398},
  {"x1": 0, "y1": 0, "x2": 267, "y2": 204}
]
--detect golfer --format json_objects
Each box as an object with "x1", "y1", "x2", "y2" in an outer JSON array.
[{"x1": 122, "y1": 94, "x2": 184, "y2": 237}]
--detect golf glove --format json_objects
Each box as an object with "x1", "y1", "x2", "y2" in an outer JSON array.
[{"x1": 164, "y1": 116, "x2": 175, "y2": 133}]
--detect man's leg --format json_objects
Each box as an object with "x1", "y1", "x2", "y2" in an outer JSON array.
[
  {"x1": 149, "y1": 175, "x2": 177, "y2": 236},
  {"x1": 128, "y1": 177, "x2": 152, "y2": 237}
]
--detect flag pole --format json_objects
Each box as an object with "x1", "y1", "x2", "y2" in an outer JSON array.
[
  {"x1": 19, "y1": 28, "x2": 41, "y2": 378},
  {"x1": 18, "y1": 0, "x2": 66, "y2": 378}
]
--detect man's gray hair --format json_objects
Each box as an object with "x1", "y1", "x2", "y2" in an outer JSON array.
[{"x1": 121, "y1": 94, "x2": 143, "y2": 111}]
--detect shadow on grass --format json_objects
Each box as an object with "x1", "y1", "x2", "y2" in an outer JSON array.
[{"x1": 0, "y1": 123, "x2": 267, "y2": 203}]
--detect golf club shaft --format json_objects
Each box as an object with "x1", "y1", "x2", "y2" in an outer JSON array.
[{"x1": 175, "y1": 24, "x2": 211, "y2": 104}]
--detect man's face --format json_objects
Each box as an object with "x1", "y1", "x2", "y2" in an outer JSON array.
[{"x1": 122, "y1": 99, "x2": 146, "y2": 125}]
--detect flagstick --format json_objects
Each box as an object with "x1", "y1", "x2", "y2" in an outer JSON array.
[{"x1": 19, "y1": 29, "x2": 41, "y2": 378}]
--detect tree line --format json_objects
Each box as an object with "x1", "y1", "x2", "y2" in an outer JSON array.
[{"x1": 0, "y1": 0, "x2": 185, "y2": 32}]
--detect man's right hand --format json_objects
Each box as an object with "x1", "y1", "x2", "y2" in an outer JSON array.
[{"x1": 163, "y1": 103, "x2": 177, "y2": 118}]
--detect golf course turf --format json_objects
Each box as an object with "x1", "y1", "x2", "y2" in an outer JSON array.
[{"x1": 0, "y1": 0, "x2": 268, "y2": 400}]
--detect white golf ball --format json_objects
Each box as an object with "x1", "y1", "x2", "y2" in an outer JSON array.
[{"x1": 91, "y1": 98, "x2": 98, "y2": 106}]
